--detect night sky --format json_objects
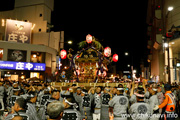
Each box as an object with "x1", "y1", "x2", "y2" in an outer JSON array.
[
  {"x1": 52, "y1": 1, "x2": 149, "y2": 74},
  {"x1": 1, "y1": 0, "x2": 149, "y2": 75}
]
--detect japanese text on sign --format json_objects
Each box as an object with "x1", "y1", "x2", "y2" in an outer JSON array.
[
  {"x1": 0, "y1": 61, "x2": 46, "y2": 71},
  {"x1": 5, "y1": 19, "x2": 32, "y2": 43}
]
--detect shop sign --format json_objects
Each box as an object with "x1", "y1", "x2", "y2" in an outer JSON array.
[
  {"x1": 0, "y1": 61, "x2": 46, "y2": 71},
  {"x1": 5, "y1": 19, "x2": 32, "y2": 43},
  {"x1": 62, "y1": 75, "x2": 66, "y2": 78},
  {"x1": 8, "y1": 49, "x2": 27, "y2": 62}
]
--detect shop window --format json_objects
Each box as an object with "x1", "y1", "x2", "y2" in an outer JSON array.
[
  {"x1": 11, "y1": 75, "x2": 19, "y2": 81},
  {"x1": 0, "y1": 48, "x2": 3, "y2": 60},
  {"x1": 30, "y1": 72, "x2": 40, "y2": 78},
  {"x1": 31, "y1": 52, "x2": 45, "y2": 63}
]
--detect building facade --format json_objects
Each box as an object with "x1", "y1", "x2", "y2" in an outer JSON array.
[
  {"x1": 147, "y1": 0, "x2": 180, "y2": 83},
  {"x1": 0, "y1": 0, "x2": 64, "y2": 81}
]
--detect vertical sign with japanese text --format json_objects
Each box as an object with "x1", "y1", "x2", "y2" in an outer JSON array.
[{"x1": 5, "y1": 19, "x2": 32, "y2": 44}]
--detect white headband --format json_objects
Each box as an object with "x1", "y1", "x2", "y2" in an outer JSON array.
[
  {"x1": 69, "y1": 88, "x2": 73, "y2": 91},
  {"x1": 134, "y1": 92, "x2": 145, "y2": 97},
  {"x1": 64, "y1": 98, "x2": 78, "y2": 109},
  {"x1": 81, "y1": 91, "x2": 87, "y2": 94},
  {"x1": 13, "y1": 87, "x2": 20, "y2": 91},
  {"x1": 117, "y1": 88, "x2": 124, "y2": 91},
  {"x1": 152, "y1": 88, "x2": 158, "y2": 91}
]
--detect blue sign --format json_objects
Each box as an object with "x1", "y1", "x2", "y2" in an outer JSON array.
[
  {"x1": 62, "y1": 75, "x2": 65, "y2": 78},
  {"x1": 0, "y1": 61, "x2": 46, "y2": 71},
  {"x1": 59, "y1": 57, "x2": 61, "y2": 70}
]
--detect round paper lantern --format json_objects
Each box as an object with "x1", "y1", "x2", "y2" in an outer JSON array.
[
  {"x1": 86, "y1": 34, "x2": 92, "y2": 44},
  {"x1": 104, "y1": 47, "x2": 111, "y2": 57},
  {"x1": 60, "y1": 50, "x2": 67, "y2": 59},
  {"x1": 113, "y1": 54, "x2": 118, "y2": 62}
]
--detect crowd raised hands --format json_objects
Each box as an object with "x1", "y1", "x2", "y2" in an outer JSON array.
[{"x1": 0, "y1": 79, "x2": 180, "y2": 120}]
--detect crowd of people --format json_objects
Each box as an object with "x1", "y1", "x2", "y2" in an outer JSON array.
[{"x1": 0, "y1": 79, "x2": 180, "y2": 120}]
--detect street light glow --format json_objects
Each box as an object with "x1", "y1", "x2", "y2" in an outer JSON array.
[
  {"x1": 164, "y1": 43, "x2": 169, "y2": 48},
  {"x1": 127, "y1": 64, "x2": 130, "y2": 67},
  {"x1": 125, "y1": 52, "x2": 128, "y2": 56},
  {"x1": 168, "y1": 6, "x2": 174, "y2": 11},
  {"x1": 171, "y1": 42, "x2": 175, "y2": 44},
  {"x1": 33, "y1": 54, "x2": 37, "y2": 58},
  {"x1": 68, "y1": 40, "x2": 72, "y2": 44}
]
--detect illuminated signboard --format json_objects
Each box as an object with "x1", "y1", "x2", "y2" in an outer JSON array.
[
  {"x1": 0, "y1": 61, "x2": 46, "y2": 71},
  {"x1": 5, "y1": 19, "x2": 32, "y2": 43}
]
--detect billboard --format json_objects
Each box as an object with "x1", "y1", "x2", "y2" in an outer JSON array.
[
  {"x1": 5, "y1": 19, "x2": 32, "y2": 43},
  {"x1": 8, "y1": 49, "x2": 27, "y2": 62},
  {"x1": 0, "y1": 61, "x2": 46, "y2": 71}
]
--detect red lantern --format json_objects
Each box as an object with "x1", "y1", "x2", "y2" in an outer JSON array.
[
  {"x1": 104, "y1": 47, "x2": 111, "y2": 57},
  {"x1": 60, "y1": 50, "x2": 67, "y2": 59},
  {"x1": 86, "y1": 34, "x2": 92, "y2": 44},
  {"x1": 113, "y1": 54, "x2": 118, "y2": 62}
]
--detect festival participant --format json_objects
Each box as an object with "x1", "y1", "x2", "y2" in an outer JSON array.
[
  {"x1": 92, "y1": 86, "x2": 102, "y2": 120},
  {"x1": 47, "y1": 101, "x2": 64, "y2": 120},
  {"x1": 148, "y1": 84, "x2": 160, "y2": 120},
  {"x1": 11, "y1": 115, "x2": 23, "y2": 120},
  {"x1": 109, "y1": 87, "x2": 129, "y2": 120},
  {"x1": 101, "y1": 87, "x2": 112, "y2": 120},
  {"x1": 42, "y1": 89, "x2": 60, "y2": 120},
  {"x1": 8, "y1": 83, "x2": 21, "y2": 111},
  {"x1": 4, "y1": 80, "x2": 13, "y2": 109},
  {"x1": 153, "y1": 84, "x2": 176, "y2": 120},
  {"x1": 26, "y1": 91, "x2": 39, "y2": 120},
  {"x1": 38, "y1": 87, "x2": 51, "y2": 120},
  {"x1": 112, "y1": 87, "x2": 118, "y2": 97},
  {"x1": 80, "y1": 89, "x2": 93, "y2": 120},
  {"x1": 129, "y1": 90, "x2": 152, "y2": 120},
  {"x1": 5, "y1": 98, "x2": 33, "y2": 120},
  {"x1": 156, "y1": 84, "x2": 164, "y2": 114},
  {"x1": 73, "y1": 87, "x2": 82, "y2": 105},
  {"x1": 62, "y1": 96, "x2": 81, "y2": 120}
]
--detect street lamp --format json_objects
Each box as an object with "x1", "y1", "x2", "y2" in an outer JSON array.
[
  {"x1": 125, "y1": 52, "x2": 128, "y2": 56},
  {"x1": 164, "y1": 43, "x2": 169, "y2": 48},
  {"x1": 127, "y1": 64, "x2": 130, "y2": 67},
  {"x1": 67, "y1": 40, "x2": 73, "y2": 44},
  {"x1": 168, "y1": 6, "x2": 174, "y2": 11}
]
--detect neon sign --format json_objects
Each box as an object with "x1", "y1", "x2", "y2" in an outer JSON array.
[{"x1": 0, "y1": 61, "x2": 46, "y2": 71}]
